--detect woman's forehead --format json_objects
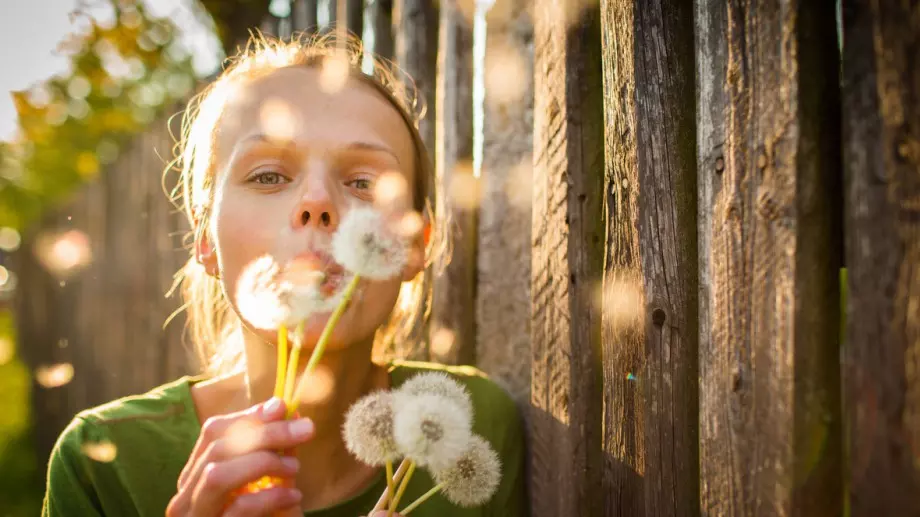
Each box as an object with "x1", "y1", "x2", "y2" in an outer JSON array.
[{"x1": 215, "y1": 66, "x2": 416, "y2": 168}]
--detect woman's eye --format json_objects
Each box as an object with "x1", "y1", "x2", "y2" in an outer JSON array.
[
  {"x1": 249, "y1": 171, "x2": 288, "y2": 185},
  {"x1": 347, "y1": 178, "x2": 373, "y2": 190}
]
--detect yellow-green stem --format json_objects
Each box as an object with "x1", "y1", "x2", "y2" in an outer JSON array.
[
  {"x1": 385, "y1": 460, "x2": 395, "y2": 507},
  {"x1": 282, "y1": 322, "x2": 305, "y2": 408},
  {"x1": 273, "y1": 325, "x2": 289, "y2": 400},
  {"x1": 289, "y1": 274, "x2": 361, "y2": 416},
  {"x1": 373, "y1": 458, "x2": 410, "y2": 512},
  {"x1": 399, "y1": 483, "x2": 444, "y2": 515},
  {"x1": 388, "y1": 461, "x2": 415, "y2": 517}
]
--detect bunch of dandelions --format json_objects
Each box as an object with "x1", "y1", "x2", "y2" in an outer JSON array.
[{"x1": 344, "y1": 373, "x2": 501, "y2": 516}]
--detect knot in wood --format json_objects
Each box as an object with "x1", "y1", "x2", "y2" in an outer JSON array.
[
  {"x1": 651, "y1": 308, "x2": 666, "y2": 327},
  {"x1": 756, "y1": 189, "x2": 782, "y2": 221},
  {"x1": 756, "y1": 153, "x2": 768, "y2": 170},
  {"x1": 714, "y1": 156, "x2": 725, "y2": 173}
]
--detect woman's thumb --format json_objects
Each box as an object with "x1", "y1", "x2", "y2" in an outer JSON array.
[{"x1": 368, "y1": 512, "x2": 403, "y2": 517}]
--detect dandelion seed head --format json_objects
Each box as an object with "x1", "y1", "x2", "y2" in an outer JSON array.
[
  {"x1": 332, "y1": 207, "x2": 408, "y2": 280},
  {"x1": 393, "y1": 393, "x2": 472, "y2": 471},
  {"x1": 236, "y1": 255, "x2": 291, "y2": 330},
  {"x1": 237, "y1": 255, "x2": 349, "y2": 328},
  {"x1": 398, "y1": 372, "x2": 474, "y2": 419},
  {"x1": 343, "y1": 391, "x2": 400, "y2": 466},
  {"x1": 435, "y1": 435, "x2": 502, "y2": 507}
]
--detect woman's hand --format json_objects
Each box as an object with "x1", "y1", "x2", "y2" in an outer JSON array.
[{"x1": 166, "y1": 398, "x2": 314, "y2": 517}]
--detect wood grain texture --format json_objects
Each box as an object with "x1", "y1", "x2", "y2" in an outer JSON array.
[
  {"x1": 430, "y1": 0, "x2": 476, "y2": 366},
  {"x1": 476, "y1": 0, "x2": 534, "y2": 399},
  {"x1": 633, "y1": 1, "x2": 699, "y2": 516},
  {"x1": 599, "y1": 1, "x2": 646, "y2": 514},
  {"x1": 530, "y1": 1, "x2": 606, "y2": 515},
  {"x1": 696, "y1": 1, "x2": 843, "y2": 515},
  {"x1": 842, "y1": 1, "x2": 920, "y2": 515}
]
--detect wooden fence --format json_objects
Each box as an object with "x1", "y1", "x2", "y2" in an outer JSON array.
[{"x1": 14, "y1": 0, "x2": 920, "y2": 515}]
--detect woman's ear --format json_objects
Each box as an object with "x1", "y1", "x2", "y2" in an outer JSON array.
[{"x1": 194, "y1": 227, "x2": 220, "y2": 277}]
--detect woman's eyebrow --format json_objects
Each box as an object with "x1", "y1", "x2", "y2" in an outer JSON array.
[
  {"x1": 229, "y1": 134, "x2": 402, "y2": 164},
  {"x1": 345, "y1": 142, "x2": 402, "y2": 165}
]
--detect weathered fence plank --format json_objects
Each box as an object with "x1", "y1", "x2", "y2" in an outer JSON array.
[
  {"x1": 696, "y1": 1, "x2": 843, "y2": 515},
  {"x1": 393, "y1": 0, "x2": 438, "y2": 155},
  {"x1": 842, "y1": 1, "x2": 920, "y2": 515},
  {"x1": 345, "y1": 0, "x2": 364, "y2": 39},
  {"x1": 16, "y1": 111, "x2": 192, "y2": 462},
  {"x1": 530, "y1": 1, "x2": 606, "y2": 515},
  {"x1": 430, "y1": 0, "x2": 476, "y2": 366},
  {"x1": 368, "y1": 0, "x2": 394, "y2": 61},
  {"x1": 599, "y1": 0, "x2": 645, "y2": 514},
  {"x1": 634, "y1": 1, "x2": 699, "y2": 515},
  {"x1": 291, "y1": 0, "x2": 318, "y2": 33},
  {"x1": 392, "y1": 0, "x2": 438, "y2": 361},
  {"x1": 476, "y1": 0, "x2": 533, "y2": 398}
]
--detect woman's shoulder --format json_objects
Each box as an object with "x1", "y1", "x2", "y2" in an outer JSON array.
[
  {"x1": 75, "y1": 375, "x2": 202, "y2": 425},
  {"x1": 45, "y1": 376, "x2": 205, "y2": 516}
]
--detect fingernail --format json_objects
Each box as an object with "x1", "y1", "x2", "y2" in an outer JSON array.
[
  {"x1": 281, "y1": 456, "x2": 299, "y2": 472},
  {"x1": 289, "y1": 418, "x2": 314, "y2": 438},
  {"x1": 263, "y1": 397, "x2": 283, "y2": 417}
]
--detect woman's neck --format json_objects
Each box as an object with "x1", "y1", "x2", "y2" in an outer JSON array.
[{"x1": 233, "y1": 327, "x2": 391, "y2": 508}]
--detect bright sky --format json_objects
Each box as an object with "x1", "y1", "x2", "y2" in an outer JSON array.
[{"x1": 0, "y1": 0, "x2": 222, "y2": 142}]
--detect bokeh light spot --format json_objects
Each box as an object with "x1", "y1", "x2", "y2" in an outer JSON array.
[
  {"x1": 294, "y1": 364, "x2": 335, "y2": 405},
  {"x1": 319, "y1": 53, "x2": 350, "y2": 94},
  {"x1": 36, "y1": 363, "x2": 75, "y2": 388},
  {"x1": 259, "y1": 98, "x2": 297, "y2": 143},
  {"x1": 0, "y1": 227, "x2": 21, "y2": 252},
  {"x1": 0, "y1": 337, "x2": 14, "y2": 366},
  {"x1": 35, "y1": 229, "x2": 93, "y2": 278},
  {"x1": 82, "y1": 441, "x2": 117, "y2": 463}
]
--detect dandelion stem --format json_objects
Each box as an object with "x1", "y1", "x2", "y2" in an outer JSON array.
[
  {"x1": 385, "y1": 460, "x2": 395, "y2": 506},
  {"x1": 273, "y1": 325, "x2": 288, "y2": 400},
  {"x1": 289, "y1": 274, "x2": 361, "y2": 415},
  {"x1": 282, "y1": 322, "x2": 305, "y2": 410},
  {"x1": 399, "y1": 483, "x2": 445, "y2": 515},
  {"x1": 388, "y1": 461, "x2": 415, "y2": 517},
  {"x1": 373, "y1": 458, "x2": 410, "y2": 512}
]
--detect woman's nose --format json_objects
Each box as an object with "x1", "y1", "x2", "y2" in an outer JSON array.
[{"x1": 291, "y1": 180, "x2": 338, "y2": 231}]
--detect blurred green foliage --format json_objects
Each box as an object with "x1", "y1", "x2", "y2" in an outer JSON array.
[
  {"x1": 0, "y1": 1, "x2": 196, "y2": 230},
  {"x1": 0, "y1": 309, "x2": 42, "y2": 515}
]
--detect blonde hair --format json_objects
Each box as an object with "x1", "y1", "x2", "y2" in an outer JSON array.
[{"x1": 165, "y1": 32, "x2": 446, "y2": 375}]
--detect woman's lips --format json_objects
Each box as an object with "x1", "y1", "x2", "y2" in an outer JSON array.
[{"x1": 281, "y1": 251, "x2": 346, "y2": 296}]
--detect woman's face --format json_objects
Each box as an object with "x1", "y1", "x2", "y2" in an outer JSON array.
[{"x1": 201, "y1": 66, "x2": 422, "y2": 350}]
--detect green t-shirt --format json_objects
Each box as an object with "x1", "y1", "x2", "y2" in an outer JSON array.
[{"x1": 42, "y1": 361, "x2": 528, "y2": 516}]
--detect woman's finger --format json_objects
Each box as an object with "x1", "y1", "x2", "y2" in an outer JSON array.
[
  {"x1": 177, "y1": 398, "x2": 287, "y2": 489},
  {"x1": 221, "y1": 486, "x2": 303, "y2": 517},
  {"x1": 190, "y1": 452, "x2": 300, "y2": 516},
  {"x1": 183, "y1": 415, "x2": 314, "y2": 493}
]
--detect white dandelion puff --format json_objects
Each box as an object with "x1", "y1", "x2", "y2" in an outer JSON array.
[
  {"x1": 398, "y1": 372, "x2": 474, "y2": 419},
  {"x1": 236, "y1": 255, "x2": 350, "y2": 329},
  {"x1": 393, "y1": 393, "x2": 472, "y2": 471},
  {"x1": 343, "y1": 391, "x2": 400, "y2": 466},
  {"x1": 236, "y1": 255, "x2": 290, "y2": 330},
  {"x1": 434, "y1": 434, "x2": 502, "y2": 507},
  {"x1": 332, "y1": 207, "x2": 408, "y2": 280}
]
